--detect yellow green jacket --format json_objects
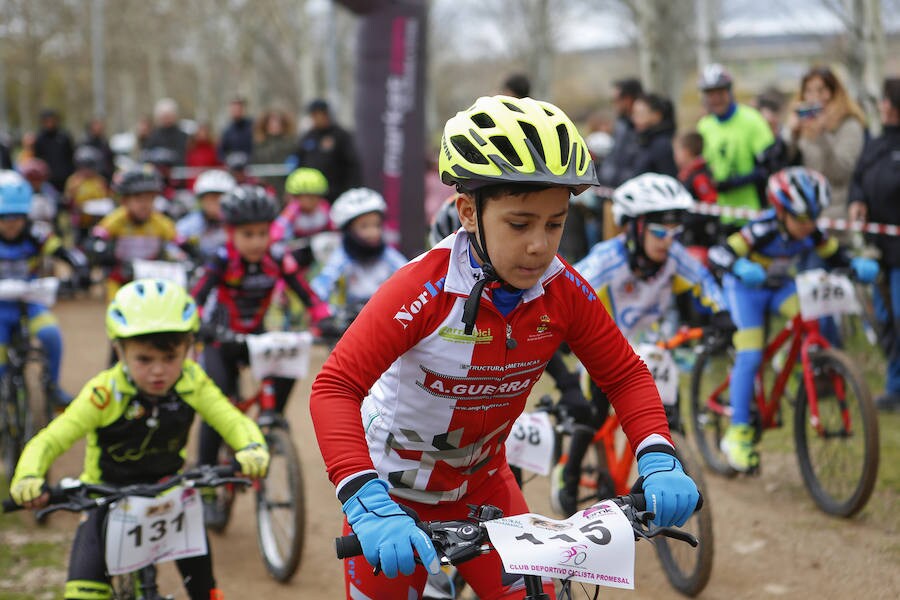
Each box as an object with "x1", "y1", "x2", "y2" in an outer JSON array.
[{"x1": 12, "y1": 359, "x2": 264, "y2": 486}]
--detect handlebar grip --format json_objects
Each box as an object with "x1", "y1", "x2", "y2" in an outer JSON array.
[
  {"x1": 335, "y1": 534, "x2": 363, "y2": 560},
  {"x1": 2, "y1": 498, "x2": 22, "y2": 513}
]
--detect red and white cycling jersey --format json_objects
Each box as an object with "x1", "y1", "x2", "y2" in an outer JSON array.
[{"x1": 311, "y1": 231, "x2": 672, "y2": 505}]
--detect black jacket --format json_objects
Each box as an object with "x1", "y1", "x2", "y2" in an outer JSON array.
[
  {"x1": 34, "y1": 127, "x2": 75, "y2": 192},
  {"x1": 598, "y1": 116, "x2": 640, "y2": 187},
  {"x1": 850, "y1": 125, "x2": 900, "y2": 266},
  {"x1": 144, "y1": 125, "x2": 188, "y2": 165},
  {"x1": 218, "y1": 117, "x2": 254, "y2": 159},
  {"x1": 630, "y1": 120, "x2": 677, "y2": 178},
  {"x1": 294, "y1": 124, "x2": 361, "y2": 202}
]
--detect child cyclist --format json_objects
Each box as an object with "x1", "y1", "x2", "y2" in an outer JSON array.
[
  {"x1": 708, "y1": 166, "x2": 879, "y2": 471},
  {"x1": 551, "y1": 173, "x2": 735, "y2": 516},
  {"x1": 87, "y1": 165, "x2": 185, "y2": 303},
  {"x1": 0, "y1": 171, "x2": 90, "y2": 406},
  {"x1": 190, "y1": 184, "x2": 330, "y2": 525},
  {"x1": 311, "y1": 187, "x2": 408, "y2": 310},
  {"x1": 177, "y1": 169, "x2": 235, "y2": 264},
  {"x1": 270, "y1": 167, "x2": 332, "y2": 248},
  {"x1": 9, "y1": 279, "x2": 269, "y2": 600},
  {"x1": 310, "y1": 95, "x2": 700, "y2": 600}
]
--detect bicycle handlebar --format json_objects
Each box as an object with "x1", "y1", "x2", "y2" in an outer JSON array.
[
  {"x1": 334, "y1": 493, "x2": 698, "y2": 567},
  {"x1": 2, "y1": 464, "x2": 247, "y2": 516}
]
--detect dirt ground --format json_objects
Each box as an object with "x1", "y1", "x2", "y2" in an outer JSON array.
[{"x1": 4, "y1": 297, "x2": 899, "y2": 599}]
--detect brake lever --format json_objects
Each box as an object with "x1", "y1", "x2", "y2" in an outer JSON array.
[{"x1": 645, "y1": 525, "x2": 699, "y2": 547}]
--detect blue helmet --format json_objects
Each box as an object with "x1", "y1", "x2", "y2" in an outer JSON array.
[
  {"x1": 0, "y1": 170, "x2": 33, "y2": 216},
  {"x1": 767, "y1": 166, "x2": 831, "y2": 219}
]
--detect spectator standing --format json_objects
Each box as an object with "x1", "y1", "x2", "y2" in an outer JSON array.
[
  {"x1": 82, "y1": 117, "x2": 115, "y2": 181},
  {"x1": 15, "y1": 132, "x2": 37, "y2": 167},
  {"x1": 696, "y1": 64, "x2": 774, "y2": 232},
  {"x1": 218, "y1": 97, "x2": 254, "y2": 160},
  {"x1": 848, "y1": 77, "x2": 900, "y2": 412},
  {"x1": 629, "y1": 93, "x2": 678, "y2": 177},
  {"x1": 185, "y1": 122, "x2": 221, "y2": 186},
  {"x1": 33, "y1": 109, "x2": 75, "y2": 193},
  {"x1": 252, "y1": 108, "x2": 296, "y2": 197},
  {"x1": 135, "y1": 115, "x2": 153, "y2": 154},
  {"x1": 785, "y1": 66, "x2": 867, "y2": 228},
  {"x1": 294, "y1": 99, "x2": 361, "y2": 203},
  {"x1": 598, "y1": 78, "x2": 643, "y2": 188},
  {"x1": 144, "y1": 98, "x2": 188, "y2": 165},
  {"x1": 754, "y1": 92, "x2": 795, "y2": 203}
]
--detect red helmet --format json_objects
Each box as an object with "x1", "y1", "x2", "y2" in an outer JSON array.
[{"x1": 766, "y1": 167, "x2": 830, "y2": 219}]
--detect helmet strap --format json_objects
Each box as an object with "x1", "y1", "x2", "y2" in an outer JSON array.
[
  {"x1": 462, "y1": 190, "x2": 501, "y2": 336},
  {"x1": 626, "y1": 217, "x2": 663, "y2": 280}
]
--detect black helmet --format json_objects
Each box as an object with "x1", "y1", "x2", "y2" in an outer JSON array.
[
  {"x1": 428, "y1": 196, "x2": 462, "y2": 247},
  {"x1": 74, "y1": 145, "x2": 103, "y2": 170},
  {"x1": 113, "y1": 165, "x2": 163, "y2": 195},
  {"x1": 141, "y1": 146, "x2": 179, "y2": 167},
  {"x1": 221, "y1": 184, "x2": 278, "y2": 225},
  {"x1": 225, "y1": 151, "x2": 250, "y2": 171}
]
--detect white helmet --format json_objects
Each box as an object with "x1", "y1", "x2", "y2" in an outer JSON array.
[
  {"x1": 331, "y1": 188, "x2": 387, "y2": 229},
  {"x1": 193, "y1": 169, "x2": 236, "y2": 197},
  {"x1": 612, "y1": 173, "x2": 695, "y2": 226}
]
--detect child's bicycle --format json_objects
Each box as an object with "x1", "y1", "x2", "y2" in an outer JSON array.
[
  {"x1": 200, "y1": 327, "x2": 311, "y2": 582},
  {"x1": 2, "y1": 464, "x2": 249, "y2": 600},
  {"x1": 0, "y1": 277, "x2": 60, "y2": 484},
  {"x1": 690, "y1": 269, "x2": 879, "y2": 517},
  {"x1": 520, "y1": 328, "x2": 714, "y2": 598},
  {"x1": 335, "y1": 491, "x2": 699, "y2": 600}
]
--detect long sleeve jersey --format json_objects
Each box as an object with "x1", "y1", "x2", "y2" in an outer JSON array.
[
  {"x1": 574, "y1": 236, "x2": 726, "y2": 341},
  {"x1": 191, "y1": 241, "x2": 326, "y2": 334},
  {"x1": 310, "y1": 232, "x2": 672, "y2": 505}
]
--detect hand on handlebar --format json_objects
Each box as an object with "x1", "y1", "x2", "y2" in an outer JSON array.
[
  {"x1": 342, "y1": 479, "x2": 439, "y2": 577},
  {"x1": 235, "y1": 443, "x2": 269, "y2": 479},
  {"x1": 637, "y1": 451, "x2": 700, "y2": 528},
  {"x1": 733, "y1": 258, "x2": 766, "y2": 288},
  {"x1": 850, "y1": 256, "x2": 879, "y2": 284},
  {"x1": 10, "y1": 476, "x2": 49, "y2": 509}
]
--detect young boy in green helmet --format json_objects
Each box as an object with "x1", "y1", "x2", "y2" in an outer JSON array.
[{"x1": 9, "y1": 278, "x2": 269, "y2": 600}]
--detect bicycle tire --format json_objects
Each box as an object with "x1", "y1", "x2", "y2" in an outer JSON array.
[
  {"x1": 654, "y1": 433, "x2": 714, "y2": 597},
  {"x1": 206, "y1": 444, "x2": 237, "y2": 534},
  {"x1": 689, "y1": 345, "x2": 738, "y2": 477},
  {"x1": 793, "y1": 347, "x2": 879, "y2": 517},
  {"x1": 256, "y1": 425, "x2": 305, "y2": 582},
  {"x1": 1, "y1": 372, "x2": 32, "y2": 485}
]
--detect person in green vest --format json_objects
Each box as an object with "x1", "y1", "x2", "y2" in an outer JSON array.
[{"x1": 697, "y1": 64, "x2": 774, "y2": 235}]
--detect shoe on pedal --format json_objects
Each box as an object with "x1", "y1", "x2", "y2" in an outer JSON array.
[
  {"x1": 549, "y1": 463, "x2": 578, "y2": 517},
  {"x1": 720, "y1": 424, "x2": 760, "y2": 472}
]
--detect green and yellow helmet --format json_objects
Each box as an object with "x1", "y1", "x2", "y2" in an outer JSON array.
[
  {"x1": 106, "y1": 279, "x2": 200, "y2": 340},
  {"x1": 285, "y1": 167, "x2": 329, "y2": 196},
  {"x1": 439, "y1": 95, "x2": 597, "y2": 194}
]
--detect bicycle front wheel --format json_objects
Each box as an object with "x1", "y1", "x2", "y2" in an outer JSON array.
[
  {"x1": 256, "y1": 425, "x2": 305, "y2": 582},
  {"x1": 1, "y1": 373, "x2": 32, "y2": 484},
  {"x1": 793, "y1": 347, "x2": 879, "y2": 517},
  {"x1": 654, "y1": 433, "x2": 714, "y2": 597},
  {"x1": 689, "y1": 345, "x2": 737, "y2": 477}
]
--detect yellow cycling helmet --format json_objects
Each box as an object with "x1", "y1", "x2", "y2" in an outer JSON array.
[
  {"x1": 439, "y1": 95, "x2": 597, "y2": 194},
  {"x1": 285, "y1": 167, "x2": 329, "y2": 196},
  {"x1": 106, "y1": 279, "x2": 200, "y2": 339}
]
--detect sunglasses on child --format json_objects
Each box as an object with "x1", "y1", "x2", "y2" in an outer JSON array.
[{"x1": 646, "y1": 223, "x2": 684, "y2": 240}]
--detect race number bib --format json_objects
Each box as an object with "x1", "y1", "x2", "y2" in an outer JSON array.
[
  {"x1": 485, "y1": 500, "x2": 635, "y2": 589},
  {"x1": 633, "y1": 343, "x2": 678, "y2": 406},
  {"x1": 245, "y1": 331, "x2": 313, "y2": 380},
  {"x1": 82, "y1": 198, "x2": 115, "y2": 217},
  {"x1": 104, "y1": 485, "x2": 207, "y2": 576},
  {"x1": 505, "y1": 411, "x2": 554, "y2": 476},
  {"x1": 0, "y1": 277, "x2": 59, "y2": 306},
  {"x1": 133, "y1": 259, "x2": 188, "y2": 290},
  {"x1": 796, "y1": 270, "x2": 861, "y2": 320}
]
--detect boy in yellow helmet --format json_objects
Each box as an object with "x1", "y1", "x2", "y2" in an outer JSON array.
[{"x1": 9, "y1": 279, "x2": 268, "y2": 600}]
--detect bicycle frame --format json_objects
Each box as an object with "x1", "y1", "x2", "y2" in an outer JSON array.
[{"x1": 702, "y1": 314, "x2": 840, "y2": 436}]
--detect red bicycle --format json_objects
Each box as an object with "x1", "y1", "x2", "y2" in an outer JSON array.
[{"x1": 690, "y1": 301, "x2": 879, "y2": 517}]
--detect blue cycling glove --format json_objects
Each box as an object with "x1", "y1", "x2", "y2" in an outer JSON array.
[
  {"x1": 637, "y1": 451, "x2": 699, "y2": 527},
  {"x1": 850, "y1": 257, "x2": 879, "y2": 284},
  {"x1": 342, "y1": 479, "x2": 439, "y2": 578},
  {"x1": 733, "y1": 257, "x2": 766, "y2": 287}
]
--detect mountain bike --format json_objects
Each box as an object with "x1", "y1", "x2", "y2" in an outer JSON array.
[
  {"x1": 2, "y1": 464, "x2": 248, "y2": 600},
  {"x1": 336, "y1": 492, "x2": 698, "y2": 600},
  {"x1": 690, "y1": 270, "x2": 879, "y2": 517},
  {"x1": 200, "y1": 327, "x2": 310, "y2": 582},
  {"x1": 0, "y1": 277, "x2": 59, "y2": 484},
  {"x1": 529, "y1": 329, "x2": 713, "y2": 598}
]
